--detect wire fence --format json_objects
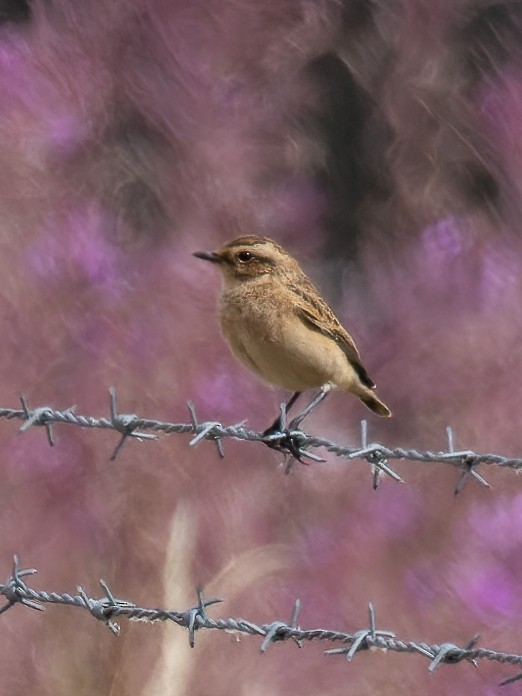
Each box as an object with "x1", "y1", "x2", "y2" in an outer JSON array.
[
  {"x1": 0, "y1": 555, "x2": 521, "y2": 686},
  {"x1": 1, "y1": 388, "x2": 521, "y2": 492},
  {"x1": 3, "y1": 392, "x2": 522, "y2": 686}
]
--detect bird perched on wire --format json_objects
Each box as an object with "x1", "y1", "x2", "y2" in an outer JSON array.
[{"x1": 194, "y1": 236, "x2": 391, "y2": 421}]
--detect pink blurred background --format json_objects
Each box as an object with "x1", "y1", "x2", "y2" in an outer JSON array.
[{"x1": 0, "y1": 0, "x2": 522, "y2": 693}]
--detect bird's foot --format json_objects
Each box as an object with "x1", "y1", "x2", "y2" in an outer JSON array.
[
  {"x1": 262, "y1": 388, "x2": 330, "y2": 470},
  {"x1": 264, "y1": 431, "x2": 325, "y2": 472},
  {"x1": 262, "y1": 390, "x2": 301, "y2": 437},
  {"x1": 262, "y1": 423, "x2": 282, "y2": 439},
  {"x1": 262, "y1": 410, "x2": 286, "y2": 439},
  {"x1": 264, "y1": 433, "x2": 309, "y2": 471}
]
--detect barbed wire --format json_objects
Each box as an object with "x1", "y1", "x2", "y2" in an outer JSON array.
[
  {"x1": 3, "y1": 391, "x2": 521, "y2": 688},
  {"x1": 1, "y1": 389, "x2": 520, "y2": 492},
  {"x1": 0, "y1": 555, "x2": 520, "y2": 685}
]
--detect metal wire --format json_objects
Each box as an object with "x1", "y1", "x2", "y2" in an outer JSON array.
[
  {"x1": 2, "y1": 391, "x2": 521, "y2": 686},
  {"x1": 0, "y1": 556, "x2": 520, "y2": 684},
  {"x1": 2, "y1": 389, "x2": 518, "y2": 492}
]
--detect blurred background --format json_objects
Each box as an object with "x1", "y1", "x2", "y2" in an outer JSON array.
[{"x1": 0, "y1": 0, "x2": 522, "y2": 693}]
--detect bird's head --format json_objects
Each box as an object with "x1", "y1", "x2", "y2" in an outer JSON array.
[{"x1": 194, "y1": 236, "x2": 297, "y2": 282}]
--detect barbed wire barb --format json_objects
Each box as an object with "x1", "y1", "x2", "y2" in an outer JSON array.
[
  {"x1": 349, "y1": 419, "x2": 404, "y2": 489},
  {"x1": 289, "y1": 598, "x2": 303, "y2": 648},
  {"x1": 187, "y1": 401, "x2": 225, "y2": 459},
  {"x1": 362, "y1": 420, "x2": 380, "y2": 490},
  {"x1": 0, "y1": 555, "x2": 42, "y2": 614},
  {"x1": 19, "y1": 395, "x2": 56, "y2": 447},
  {"x1": 446, "y1": 427, "x2": 492, "y2": 495},
  {"x1": 260, "y1": 622, "x2": 286, "y2": 652},
  {"x1": 108, "y1": 388, "x2": 158, "y2": 461},
  {"x1": 500, "y1": 671, "x2": 522, "y2": 686},
  {"x1": 429, "y1": 635, "x2": 480, "y2": 672},
  {"x1": 185, "y1": 587, "x2": 224, "y2": 648},
  {"x1": 325, "y1": 603, "x2": 395, "y2": 662}
]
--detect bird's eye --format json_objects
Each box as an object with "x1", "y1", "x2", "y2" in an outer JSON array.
[{"x1": 237, "y1": 251, "x2": 254, "y2": 263}]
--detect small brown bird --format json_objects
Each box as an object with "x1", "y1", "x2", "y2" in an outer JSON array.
[{"x1": 194, "y1": 236, "x2": 391, "y2": 418}]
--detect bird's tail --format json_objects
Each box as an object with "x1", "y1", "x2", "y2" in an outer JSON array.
[{"x1": 357, "y1": 388, "x2": 392, "y2": 418}]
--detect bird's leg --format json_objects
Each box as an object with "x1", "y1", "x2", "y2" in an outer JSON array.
[
  {"x1": 289, "y1": 384, "x2": 332, "y2": 429},
  {"x1": 262, "y1": 387, "x2": 330, "y2": 467},
  {"x1": 263, "y1": 391, "x2": 301, "y2": 436}
]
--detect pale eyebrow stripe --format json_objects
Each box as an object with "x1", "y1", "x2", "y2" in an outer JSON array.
[{"x1": 225, "y1": 240, "x2": 262, "y2": 249}]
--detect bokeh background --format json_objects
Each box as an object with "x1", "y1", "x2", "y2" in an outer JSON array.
[{"x1": 0, "y1": 0, "x2": 522, "y2": 693}]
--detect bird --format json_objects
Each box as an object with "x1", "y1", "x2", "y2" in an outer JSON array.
[{"x1": 193, "y1": 235, "x2": 391, "y2": 421}]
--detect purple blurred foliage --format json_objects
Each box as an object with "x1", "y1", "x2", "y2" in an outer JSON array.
[{"x1": 0, "y1": 0, "x2": 521, "y2": 694}]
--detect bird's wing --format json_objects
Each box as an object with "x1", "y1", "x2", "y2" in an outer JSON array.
[{"x1": 288, "y1": 277, "x2": 376, "y2": 390}]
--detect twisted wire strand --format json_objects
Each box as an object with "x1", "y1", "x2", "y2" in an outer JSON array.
[
  {"x1": 0, "y1": 557, "x2": 521, "y2": 683},
  {"x1": 1, "y1": 391, "x2": 520, "y2": 491}
]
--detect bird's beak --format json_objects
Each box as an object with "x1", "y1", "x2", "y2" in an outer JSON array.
[{"x1": 193, "y1": 250, "x2": 222, "y2": 264}]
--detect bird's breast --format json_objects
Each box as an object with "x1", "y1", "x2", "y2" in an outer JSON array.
[
  {"x1": 218, "y1": 285, "x2": 351, "y2": 391},
  {"x1": 219, "y1": 284, "x2": 286, "y2": 341}
]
